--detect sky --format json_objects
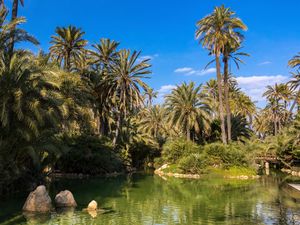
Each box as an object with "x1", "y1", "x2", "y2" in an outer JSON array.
[{"x1": 7, "y1": 0, "x2": 300, "y2": 107}]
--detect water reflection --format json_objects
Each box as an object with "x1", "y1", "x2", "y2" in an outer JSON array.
[{"x1": 1, "y1": 173, "x2": 300, "y2": 225}]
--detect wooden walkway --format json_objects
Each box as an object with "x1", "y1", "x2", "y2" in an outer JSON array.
[{"x1": 288, "y1": 184, "x2": 300, "y2": 191}]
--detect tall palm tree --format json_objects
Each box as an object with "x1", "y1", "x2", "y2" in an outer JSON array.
[
  {"x1": 97, "y1": 49, "x2": 151, "y2": 145},
  {"x1": 207, "y1": 45, "x2": 249, "y2": 142},
  {"x1": 288, "y1": 53, "x2": 300, "y2": 114},
  {"x1": 165, "y1": 82, "x2": 211, "y2": 141},
  {"x1": 7, "y1": 0, "x2": 24, "y2": 58},
  {"x1": 138, "y1": 105, "x2": 166, "y2": 140},
  {"x1": 144, "y1": 88, "x2": 157, "y2": 107},
  {"x1": 288, "y1": 71, "x2": 300, "y2": 113},
  {"x1": 11, "y1": 0, "x2": 24, "y2": 21},
  {"x1": 0, "y1": 51, "x2": 66, "y2": 176},
  {"x1": 222, "y1": 45, "x2": 248, "y2": 142},
  {"x1": 0, "y1": 6, "x2": 38, "y2": 62},
  {"x1": 196, "y1": 5, "x2": 247, "y2": 144},
  {"x1": 202, "y1": 79, "x2": 218, "y2": 118},
  {"x1": 231, "y1": 90, "x2": 256, "y2": 124},
  {"x1": 90, "y1": 38, "x2": 119, "y2": 73},
  {"x1": 263, "y1": 84, "x2": 291, "y2": 135},
  {"x1": 288, "y1": 53, "x2": 300, "y2": 69},
  {"x1": 50, "y1": 26, "x2": 87, "y2": 72}
]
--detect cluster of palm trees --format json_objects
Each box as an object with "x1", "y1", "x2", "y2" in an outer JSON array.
[
  {"x1": 0, "y1": 1, "x2": 153, "y2": 192},
  {"x1": 195, "y1": 5, "x2": 248, "y2": 144},
  {"x1": 2, "y1": 0, "x2": 300, "y2": 193},
  {"x1": 137, "y1": 79, "x2": 255, "y2": 145},
  {"x1": 253, "y1": 54, "x2": 300, "y2": 138}
]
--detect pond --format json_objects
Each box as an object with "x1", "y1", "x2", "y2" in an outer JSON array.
[{"x1": 1, "y1": 172, "x2": 300, "y2": 225}]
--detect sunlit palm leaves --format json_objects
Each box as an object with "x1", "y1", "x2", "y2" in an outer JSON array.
[
  {"x1": 0, "y1": 51, "x2": 66, "y2": 175},
  {"x1": 165, "y1": 82, "x2": 211, "y2": 141},
  {"x1": 196, "y1": 5, "x2": 247, "y2": 144},
  {"x1": 0, "y1": 6, "x2": 38, "y2": 62},
  {"x1": 50, "y1": 26, "x2": 87, "y2": 71},
  {"x1": 138, "y1": 105, "x2": 167, "y2": 140}
]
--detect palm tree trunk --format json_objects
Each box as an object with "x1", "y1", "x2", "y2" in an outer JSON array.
[
  {"x1": 216, "y1": 54, "x2": 227, "y2": 144},
  {"x1": 113, "y1": 113, "x2": 121, "y2": 147},
  {"x1": 186, "y1": 124, "x2": 190, "y2": 141},
  {"x1": 289, "y1": 88, "x2": 300, "y2": 114},
  {"x1": 223, "y1": 56, "x2": 231, "y2": 142},
  {"x1": 274, "y1": 114, "x2": 277, "y2": 135},
  {"x1": 8, "y1": 0, "x2": 19, "y2": 59}
]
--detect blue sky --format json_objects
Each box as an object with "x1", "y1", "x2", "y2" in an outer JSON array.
[{"x1": 9, "y1": 0, "x2": 300, "y2": 106}]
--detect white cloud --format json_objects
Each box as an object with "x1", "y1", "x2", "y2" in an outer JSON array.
[
  {"x1": 174, "y1": 67, "x2": 216, "y2": 76},
  {"x1": 138, "y1": 54, "x2": 159, "y2": 62},
  {"x1": 157, "y1": 84, "x2": 176, "y2": 94},
  {"x1": 174, "y1": 67, "x2": 193, "y2": 73},
  {"x1": 258, "y1": 61, "x2": 272, "y2": 66},
  {"x1": 154, "y1": 84, "x2": 176, "y2": 104},
  {"x1": 235, "y1": 75, "x2": 289, "y2": 103}
]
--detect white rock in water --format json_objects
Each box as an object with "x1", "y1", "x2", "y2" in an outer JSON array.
[{"x1": 22, "y1": 185, "x2": 52, "y2": 212}]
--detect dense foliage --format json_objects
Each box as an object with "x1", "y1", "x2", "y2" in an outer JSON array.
[{"x1": 1, "y1": 2, "x2": 300, "y2": 195}]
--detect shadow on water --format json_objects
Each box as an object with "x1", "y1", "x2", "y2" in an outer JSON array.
[{"x1": 1, "y1": 172, "x2": 300, "y2": 224}]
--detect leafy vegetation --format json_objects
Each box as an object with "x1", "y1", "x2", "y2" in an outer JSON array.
[{"x1": 1, "y1": 1, "x2": 300, "y2": 195}]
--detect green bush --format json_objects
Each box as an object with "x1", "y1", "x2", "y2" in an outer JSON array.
[
  {"x1": 161, "y1": 138, "x2": 202, "y2": 163},
  {"x1": 178, "y1": 153, "x2": 208, "y2": 174},
  {"x1": 55, "y1": 135, "x2": 124, "y2": 175},
  {"x1": 203, "y1": 143, "x2": 248, "y2": 168}
]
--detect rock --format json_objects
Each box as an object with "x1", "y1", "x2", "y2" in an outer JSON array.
[
  {"x1": 87, "y1": 200, "x2": 98, "y2": 211},
  {"x1": 22, "y1": 185, "x2": 52, "y2": 212},
  {"x1": 54, "y1": 190, "x2": 77, "y2": 208},
  {"x1": 88, "y1": 210, "x2": 98, "y2": 218}
]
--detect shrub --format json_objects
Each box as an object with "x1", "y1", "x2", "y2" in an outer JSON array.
[
  {"x1": 161, "y1": 138, "x2": 202, "y2": 163},
  {"x1": 203, "y1": 143, "x2": 248, "y2": 168},
  {"x1": 178, "y1": 153, "x2": 208, "y2": 174},
  {"x1": 55, "y1": 135, "x2": 124, "y2": 175}
]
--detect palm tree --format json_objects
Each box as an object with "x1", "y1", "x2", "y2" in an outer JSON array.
[
  {"x1": 263, "y1": 86, "x2": 287, "y2": 136},
  {"x1": 253, "y1": 111, "x2": 270, "y2": 139},
  {"x1": 263, "y1": 84, "x2": 281, "y2": 135},
  {"x1": 11, "y1": 0, "x2": 24, "y2": 21},
  {"x1": 222, "y1": 45, "x2": 248, "y2": 142},
  {"x1": 230, "y1": 88, "x2": 256, "y2": 124},
  {"x1": 50, "y1": 26, "x2": 87, "y2": 72},
  {"x1": 90, "y1": 38, "x2": 119, "y2": 73},
  {"x1": 8, "y1": 0, "x2": 24, "y2": 58},
  {"x1": 288, "y1": 53, "x2": 300, "y2": 69},
  {"x1": 0, "y1": 6, "x2": 38, "y2": 62},
  {"x1": 97, "y1": 49, "x2": 151, "y2": 146},
  {"x1": 288, "y1": 71, "x2": 300, "y2": 113},
  {"x1": 202, "y1": 79, "x2": 218, "y2": 118},
  {"x1": 196, "y1": 5, "x2": 247, "y2": 144},
  {"x1": 165, "y1": 82, "x2": 211, "y2": 141},
  {"x1": 207, "y1": 46, "x2": 249, "y2": 142},
  {"x1": 144, "y1": 88, "x2": 157, "y2": 107},
  {"x1": 138, "y1": 105, "x2": 166, "y2": 140},
  {"x1": 0, "y1": 51, "x2": 66, "y2": 178}
]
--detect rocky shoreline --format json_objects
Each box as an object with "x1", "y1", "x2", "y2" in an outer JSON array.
[
  {"x1": 281, "y1": 168, "x2": 300, "y2": 177},
  {"x1": 154, "y1": 164, "x2": 259, "y2": 180}
]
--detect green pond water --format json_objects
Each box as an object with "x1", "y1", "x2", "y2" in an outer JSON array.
[{"x1": 1, "y1": 172, "x2": 300, "y2": 225}]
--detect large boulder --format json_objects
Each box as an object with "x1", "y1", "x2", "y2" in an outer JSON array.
[
  {"x1": 23, "y1": 185, "x2": 52, "y2": 212},
  {"x1": 87, "y1": 200, "x2": 98, "y2": 211},
  {"x1": 54, "y1": 190, "x2": 77, "y2": 208}
]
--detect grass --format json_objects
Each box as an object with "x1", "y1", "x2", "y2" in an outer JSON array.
[
  {"x1": 161, "y1": 164, "x2": 182, "y2": 173},
  {"x1": 208, "y1": 166, "x2": 257, "y2": 177},
  {"x1": 160, "y1": 164, "x2": 257, "y2": 177}
]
